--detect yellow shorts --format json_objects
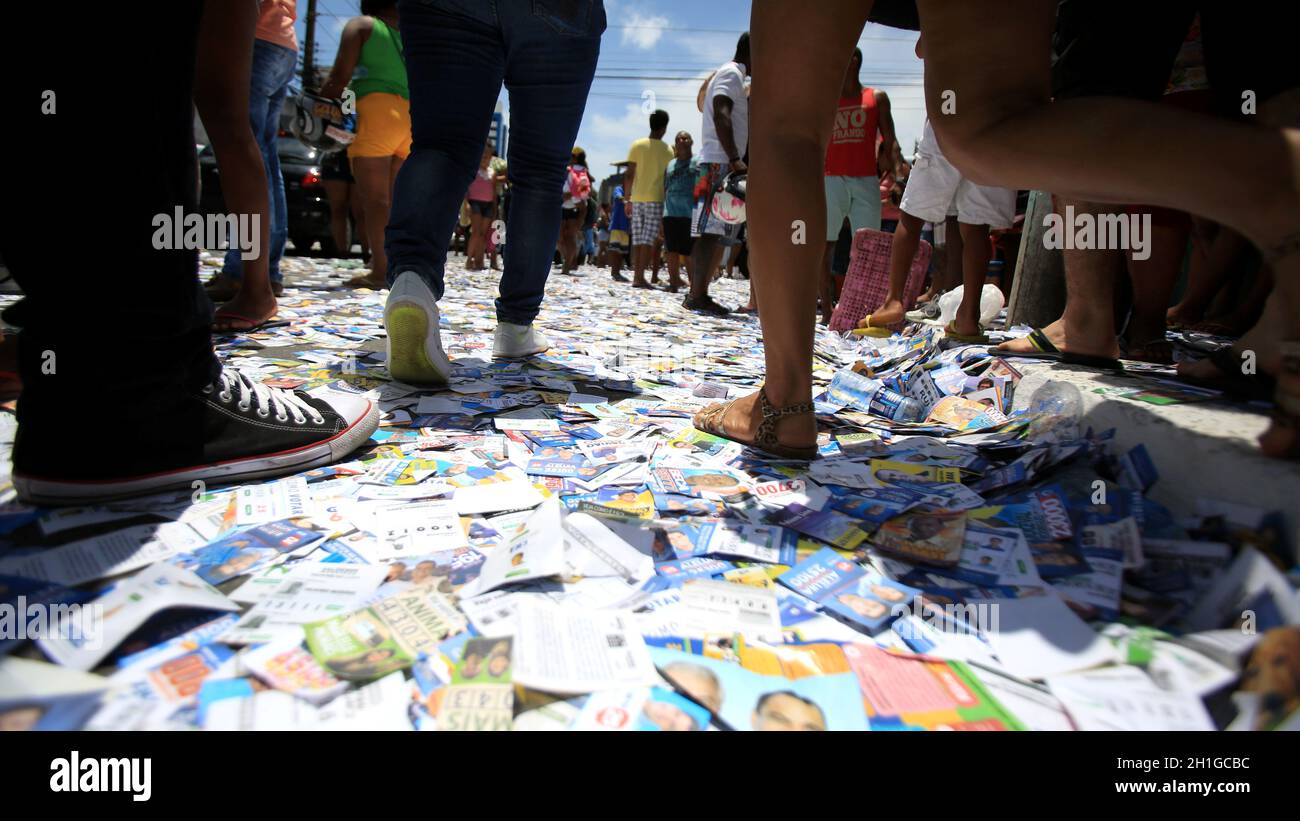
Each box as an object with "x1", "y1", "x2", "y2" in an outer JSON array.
[{"x1": 348, "y1": 92, "x2": 412, "y2": 160}]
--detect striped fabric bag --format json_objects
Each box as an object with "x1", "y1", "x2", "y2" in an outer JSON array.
[{"x1": 828, "y1": 228, "x2": 931, "y2": 333}]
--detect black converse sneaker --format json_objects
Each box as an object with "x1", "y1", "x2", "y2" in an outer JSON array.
[{"x1": 12, "y1": 368, "x2": 379, "y2": 505}]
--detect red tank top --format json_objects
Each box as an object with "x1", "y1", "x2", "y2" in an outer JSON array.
[{"x1": 824, "y1": 87, "x2": 880, "y2": 178}]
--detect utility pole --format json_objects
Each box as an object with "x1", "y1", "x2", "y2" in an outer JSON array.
[{"x1": 302, "y1": 0, "x2": 317, "y2": 90}]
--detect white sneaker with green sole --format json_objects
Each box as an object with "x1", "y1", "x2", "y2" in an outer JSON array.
[{"x1": 385, "y1": 271, "x2": 452, "y2": 385}]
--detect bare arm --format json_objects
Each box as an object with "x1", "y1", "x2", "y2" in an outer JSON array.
[
  {"x1": 875, "y1": 89, "x2": 898, "y2": 178},
  {"x1": 622, "y1": 161, "x2": 637, "y2": 215},
  {"x1": 320, "y1": 17, "x2": 371, "y2": 98},
  {"x1": 712, "y1": 95, "x2": 745, "y2": 172}
]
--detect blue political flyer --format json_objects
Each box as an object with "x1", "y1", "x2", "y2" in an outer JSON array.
[
  {"x1": 651, "y1": 520, "x2": 719, "y2": 562},
  {"x1": 779, "y1": 547, "x2": 919, "y2": 633},
  {"x1": 657, "y1": 556, "x2": 736, "y2": 581},
  {"x1": 175, "y1": 520, "x2": 324, "y2": 586},
  {"x1": 651, "y1": 646, "x2": 869, "y2": 731},
  {"x1": 831, "y1": 486, "x2": 928, "y2": 528},
  {"x1": 649, "y1": 467, "x2": 750, "y2": 499},
  {"x1": 526, "y1": 450, "x2": 601, "y2": 479},
  {"x1": 651, "y1": 492, "x2": 727, "y2": 517},
  {"x1": 771, "y1": 504, "x2": 869, "y2": 551}
]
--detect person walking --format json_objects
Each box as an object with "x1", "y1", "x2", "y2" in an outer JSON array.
[
  {"x1": 819, "y1": 46, "x2": 898, "y2": 323},
  {"x1": 321, "y1": 0, "x2": 411, "y2": 290},
  {"x1": 686, "y1": 33, "x2": 751, "y2": 317},
  {"x1": 199, "y1": 0, "x2": 298, "y2": 332},
  {"x1": 382, "y1": 0, "x2": 604, "y2": 384},
  {"x1": 623, "y1": 109, "x2": 674, "y2": 289},
  {"x1": 662, "y1": 130, "x2": 699, "y2": 293}
]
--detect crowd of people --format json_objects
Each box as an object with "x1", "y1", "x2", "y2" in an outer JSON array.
[{"x1": 2, "y1": 0, "x2": 1297, "y2": 507}]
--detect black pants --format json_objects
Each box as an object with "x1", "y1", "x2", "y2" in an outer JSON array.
[{"x1": 0, "y1": 4, "x2": 219, "y2": 474}]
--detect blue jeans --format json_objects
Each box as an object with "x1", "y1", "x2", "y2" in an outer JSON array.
[
  {"x1": 223, "y1": 39, "x2": 296, "y2": 283},
  {"x1": 387, "y1": 0, "x2": 604, "y2": 324}
]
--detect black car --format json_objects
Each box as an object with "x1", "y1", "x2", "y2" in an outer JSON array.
[{"x1": 198, "y1": 135, "x2": 337, "y2": 256}]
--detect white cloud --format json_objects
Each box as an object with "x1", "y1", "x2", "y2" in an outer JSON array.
[{"x1": 620, "y1": 10, "x2": 670, "y2": 50}]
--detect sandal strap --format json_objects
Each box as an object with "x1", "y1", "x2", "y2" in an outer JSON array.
[
  {"x1": 754, "y1": 387, "x2": 814, "y2": 452},
  {"x1": 757, "y1": 387, "x2": 815, "y2": 420}
]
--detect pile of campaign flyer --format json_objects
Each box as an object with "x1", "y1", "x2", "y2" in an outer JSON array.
[{"x1": 0, "y1": 253, "x2": 1296, "y2": 732}]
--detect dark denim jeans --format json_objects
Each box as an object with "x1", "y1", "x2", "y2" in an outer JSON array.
[
  {"x1": 387, "y1": 0, "x2": 604, "y2": 325},
  {"x1": 223, "y1": 38, "x2": 297, "y2": 283}
]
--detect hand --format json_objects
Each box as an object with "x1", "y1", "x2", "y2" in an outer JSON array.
[
  {"x1": 729, "y1": 158, "x2": 747, "y2": 174},
  {"x1": 624, "y1": 201, "x2": 633, "y2": 218}
]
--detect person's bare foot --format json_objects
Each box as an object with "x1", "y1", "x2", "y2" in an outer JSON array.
[
  {"x1": 858, "y1": 297, "x2": 906, "y2": 330},
  {"x1": 914, "y1": 289, "x2": 937, "y2": 307},
  {"x1": 346, "y1": 271, "x2": 387, "y2": 289},
  {"x1": 948, "y1": 312, "x2": 983, "y2": 339},
  {"x1": 213, "y1": 286, "x2": 278, "y2": 332},
  {"x1": 996, "y1": 316, "x2": 1121, "y2": 359},
  {"x1": 705, "y1": 389, "x2": 816, "y2": 454},
  {"x1": 1176, "y1": 291, "x2": 1285, "y2": 383},
  {"x1": 1165, "y1": 303, "x2": 1203, "y2": 329}
]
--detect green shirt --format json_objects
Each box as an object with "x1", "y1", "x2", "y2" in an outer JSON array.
[{"x1": 351, "y1": 18, "x2": 408, "y2": 99}]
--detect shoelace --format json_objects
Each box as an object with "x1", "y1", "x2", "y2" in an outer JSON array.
[{"x1": 205, "y1": 369, "x2": 325, "y2": 426}]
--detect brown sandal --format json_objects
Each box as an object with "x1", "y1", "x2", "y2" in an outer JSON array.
[{"x1": 693, "y1": 387, "x2": 818, "y2": 460}]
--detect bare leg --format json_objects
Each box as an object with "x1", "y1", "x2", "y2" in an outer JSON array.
[
  {"x1": 915, "y1": 0, "x2": 1300, "y2": 452},
  {"x1": 699, "y1": 0, "x2": 870, "y2": 449},
  {"x1": 352, "y1": 188, "x2": 368, "y2": 258},
  {"x1": 324, "y1": 179, "x2": 353, "y2": 257},
  {"x1": 1125, "y1": 214, "x2": 1190, "y2": 347},
  {"x1": 953, "y1": 221, "x2": 992, "y2": 336},
  {"x1": 632, "y1": 244, "x2": 651, "y2": 287},
  {"x1": 818, "y1": 241, "x2": 837, "y2": 324},
  {"x1": 866, "y1": 210, "x2": 924, "y2": 327},
  {"x1": 688, "y1": 235, "x2": 719, "y2": 300},
  {"x1": 1167, "y1": 223, "x2": 1253, "y2": 328},
  {"x1": 194, "y1": 2, "x2": 275, "y2": 329},
  {"x1": 349, "y1": 155, "x2": 396, "y2": 288},
  {"x1": 997, "y1": 198, "x2": 1123, "y2": 359}
]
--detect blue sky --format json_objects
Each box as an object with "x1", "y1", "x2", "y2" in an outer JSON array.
[{"x1": 296, "y1": 0, "x2": 925, "y2": 179}]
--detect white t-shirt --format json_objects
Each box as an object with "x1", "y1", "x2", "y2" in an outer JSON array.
[{"x1": 699, "y1": 61, "x2": 749, "y2": 165}]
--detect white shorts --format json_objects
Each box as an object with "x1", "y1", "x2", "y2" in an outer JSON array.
[
  {"x1": 824, "y1": 175, "x2": 881, "y2": 241},
  {"x1": 899, "y1": 120, "x2": 1016, "y2": 229}
]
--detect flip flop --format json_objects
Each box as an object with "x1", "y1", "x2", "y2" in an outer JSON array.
[
  {"x1": 942, "y1": 321, "x2": 990, "y2": 346},
  {"x1": 212, "y1": 311, "x2": 287, "y2": 335},
  {"x1": 693, "y1": 387, "x2": 818, "y2": 460},
  {"x1": 989, "y1": 328, "x2": 1125, "y2": 372},
  {"x1": 852, "y1": 314, "x2": 893, "y2": 338}
]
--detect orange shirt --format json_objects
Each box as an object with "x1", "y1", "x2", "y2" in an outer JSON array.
[{"x1": 255, "y1": 0, "x2": 298, "y2": 52}]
